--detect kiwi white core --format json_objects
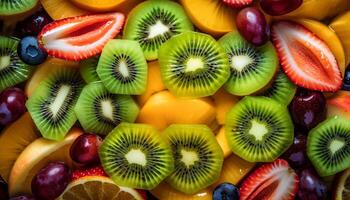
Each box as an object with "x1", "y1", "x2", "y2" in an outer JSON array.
[
  {"x1": 125, "y1": 149, "x2": 147, "y2": 166},
  {"x1": 101, "y1": 100, "x2": 114, "y2": 121},
  {"x1": 248, "y1": 119, "x2": 268, "y2": 141},
  {"x1": 231, "y1": 55, "x2": 253, "y2": 72},
  {"x1": 185, "y1": 58, "x2": 204, "y2": 72},
  {"x1": 0, "y1": 56, "x2": 10, "y2": 70},
  {"x1": 329, "y1": 139, "x2": 345, "y2": 154},
  {"x1": 148, "y1": 21, "x2": 169, "y2": 39},
  {"x1": 49, "y1": 85, "x2": 71, "y2": 117},
  {"x1": 118, "y1": 60, "x2": 130, "y2": 77},
  {"x1": 180, "y1": 149, "x2": 199, "y2": 168}
]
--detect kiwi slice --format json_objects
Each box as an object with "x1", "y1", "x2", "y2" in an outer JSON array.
[
  {"x1": 0, "y1": 36, "x2": 32, "y2": 92},
  {"x1": 80, "y1": 56, "x2": 100, "y2": 83},
  {"x1": 158, "y1": 31, "x2": 230, "y2": 97},
  {"x1": 26, "y1": 67, "x2": 84, "y2": 141},
  {"x1": 218, "y1": 31, "x2": 279, "y2": 96},
  {"x1": 225, "y1": 96, "x2": 294, "y2": 162},
  {"x1": 123, "y1": 0, "x2": 193, "y2": 60},
  {"x1": 96, "y1": 39, "x2": 147, "y2": 95},
  {"x1": 259, "y1": 70, "x2": 297, "y2": 105},
  {"x1": 74, "y1": 82, "x2": 139, "y2": 135},
  {"x1": 99, "y1": 123, "x2": 174, "y2": 189},
  {"x1": 162, "y1": 124, "x2": 223, "y2": 194},
  {"x1": 307, "y1": 116, "x2": 350, "y2": 177},
  {"x1": 0, "y1": 0, "x2": 38, "y2": 16}
]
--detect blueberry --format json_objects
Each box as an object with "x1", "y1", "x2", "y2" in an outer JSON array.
[
  {"x1": 17, "y1": 36, "x2": 47, "y2": 65},
  {"x1": 342, "y1": 68, "x2": 350, "y2": 91},
  {"x1": 213, "y1": 182, "x2": 239, "y2": 200}
]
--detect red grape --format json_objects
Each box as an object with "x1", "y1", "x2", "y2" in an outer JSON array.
[
  {"x1": 14, "y1": 9, "x2": 52, "y2": 38},
  {"x1": 70, "y1": 133, "x2": 103, "y2": 165},
  {"x1": 297, "y1": 168, "x2": 328, "y2": 200},
  {"x1": 0, "y1": 88, "x2": 26, "y2": 126},
  {"x1": 260, "y1": 0, "x2": 303, "y2": 16},
  {"x1": 281, "y1": 134, "x2": 308, "y2": 170}
]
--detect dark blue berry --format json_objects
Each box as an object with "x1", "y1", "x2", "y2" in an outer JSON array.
[
  {"x1": 213, "y1": 182, "x2": 239, "y2": 200},
  {"x1": 342, "y1": 68, "x2": 350, "y2": 91},
  {"x1": 17, "y1": 36, "x2": 47, "y2": 65}
]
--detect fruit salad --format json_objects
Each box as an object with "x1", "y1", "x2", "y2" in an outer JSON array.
[{"x1": 0, "y1": 0, "x2": 349, "y2": 199}]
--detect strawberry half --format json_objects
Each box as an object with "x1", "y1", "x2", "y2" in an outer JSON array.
[
  {"x1": 222, "y1": 0, "x2": 253, "y2": 8},
  {"x1": 38, "y1": 12, "x2": 125, "y2": 61},
  {"x1": 240, "y1": 159, "x2": 299, "y2": 200},
  {"x1": 271, "y1": 21, "x2": 342, "y2": 92},
  {"x1": 71, "y1": 166, "x2": 107, "y2": 181}
]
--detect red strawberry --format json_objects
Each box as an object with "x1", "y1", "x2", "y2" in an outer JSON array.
[
  {"x1": 137, "y1": 190, "x2": 147, "y2": 200},
  {"x1": 240, "y1": 159, "x2": 299, "y2": 200},
  {"x1": 222, "y1": 0, "x2": 253, "y2": 8},
  {"x1": 71, "y1": 166, "x2": 107, "y2": 181},
  {"x1": 271, "y1": 21, "x2": 342, "y2": 92},
  {"x1": 38, "y1": 12, "x2": 125, "y2": 61}
]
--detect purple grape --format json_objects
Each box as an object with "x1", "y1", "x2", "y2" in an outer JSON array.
[
  {"x1": 0, "y1": 88, "x2": 26, "y2": 126},
  {"x1": 14, "y1": 10, "x2": 52, "y2": 38},
  {"x1": 70, "y1": 133, "x2": 102, "y2": 166},
  {"x1": 260, "y1": 0, "x2": 303, "y2": 16},
  {"x1": 281, "y1": 134, "x2": 308, "y2": 170},
  {"x1": 297, "y1": 168, "x2": 328, "y2": 200}
]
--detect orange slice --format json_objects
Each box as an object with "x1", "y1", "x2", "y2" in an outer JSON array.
[
  {"x1": 330, "y1": 11, "x2": 350, "y2": 66},
  {"x1": 212, "y1": 89, "x2": 240, "y2": 125},
  {"x1": 57, "y1": 176, "x2": 143, "y2": 200},
  {"x1": 40, "y1": 0, "x2": 88, "y2": 20},
  {"x1": 334, "y1": 168, "x2": 350, "y2": 200},
  {"x1": 70, "y1": 0, "x2": 142, "y2": 12},
  {"x1": 8, "y1": 128, "x2": 82, "y2": 196}
]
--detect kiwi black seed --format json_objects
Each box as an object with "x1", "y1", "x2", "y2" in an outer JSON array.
[
  {"x1": 307, "y1": 116, "x2": 350, "y2": 177},
  {"x1": 218, "y1": 31, "x2": 279, "y2": 96},
  {"x1": 26, "y1": 67, "x2": 84, "y2": 141},
  {"x1": 74, "y1": 82, "x2": 139, "y2": 135},
  {"x1": 123, "y1": 0, "x2": 193, "y2": 61},
  {"x1": 225, "y1": 96, "x2": 294, "y2": 162},
  {"x1": 259, "y1": 70, "x2": 297, "y2": 105},
  {"x1": 158, "y1": 31, "x2": 230, "y2": 97},
  {"x1": 0, "y1": 0, "x2": 38, "y2": 16},
  {"x1": 80, "y1": 56, "x2": 100, "y2": 83},
  {"x1": 0, "y1": 36, "x2": 32, "y2": 92},
  {"x1": 99, "y1": 123, "x2": 174, "y2": 190},
  {"x1": 162, "y1": 124, "x2": 223, "y2": 194},
  {"x1": 97, "y1": 39, "x2": 148, "y2": 95}
]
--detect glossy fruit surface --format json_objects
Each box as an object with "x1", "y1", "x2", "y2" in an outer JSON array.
[
  {"x1": 14, "y1": 10, "x2": 53, "y2": 38},
  {"x1": 236, "y1": 7, "x2": 269, "y2": 46},
  {"x1": 327, "y1": 91, "x2": 350, "y2": 120},
  {"x1": 31, "y1": 162, "x2": 71, "y2": 200},
  {"x1": 223, "y1": 0, "x2": 253, "y2": 8},
  {"x1": 0, "y1": 176, "x2": 8, "y2": 200},
  {"x1": 281, "y1": 134, "x2": 308, "y2": 170},
  {"x1": 343, "y1": 68, "x2": 350, "y2": 91},
  {"x1": 9, "y1": 195, "x2": 35, "y2": 200},
  {"x1": 289, "y1": 88, "x2": 326, "y2": 130},
  {"x1": 297, "y1": 168, "x2": 328, "y2": 200},
  {"x1": 70, "y1": 133, "x2": 102, "y2": 165},
  {"x1": 213, "y1": 182, "x2": 239, "y2": 200},
  {"x1": 0, "y1": 88, "x2": 27, "y2": 126},
  {"x1": 71, "y1": 166, "x2": 107, "y2": 181},
  {"x1": 18, "y1": 36, "x2": 48, "y2": 65},
  {"x1": 260, "y1": 0, "x2": 302, "y2": 16}
]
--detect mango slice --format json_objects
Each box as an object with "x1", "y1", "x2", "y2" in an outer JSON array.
[
  {"x1": 330, "y1": 11, "x2": 350, "y2": 67},
  {"x1": 213, "y1": 89, "x2": 240, "y2": 125}
]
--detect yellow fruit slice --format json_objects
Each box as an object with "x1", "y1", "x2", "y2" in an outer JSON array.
[
  {"x1": 179, "y1": 0, "x2": 236, "y2": 37},
  {"x1": 294, "y1": 19, "x2": 346, "y2": 77},
  {"x1": 9, "y1": 128, "x2": 82, "y2": 196},
  {"x1": 330, "y1": 11, "x2": 350, "y2": 66},
  {"x1": 151, "y1": 182, "x2": 212, "y2": 200},
  {"x1": 57, "y1": 176, "x2": 143, "y2": 200},
  {"x1": 334, "y1": 168, "x2": 350, "y2": 200},
  {"x1": 136, "y1": 61, "x2": 166, "y2": 107},
  {"x1": 40, "y1": 0, "x2": 88, "y2": 20},
  {"x1": 213, "y1": 89, "x2": 240, "y2": 125},
  {"x1": 70, "y1": 0, "x2": 142, "y2": 12},
  {"x1": 216, "y1": 127, "x2": 231, "y2": 158},
  {"x1": 25, "y1": 58, "x2": 79, "y2": 97},
  {"x1": 0, "y1": 113, "x2": 39, "y2": 182}
]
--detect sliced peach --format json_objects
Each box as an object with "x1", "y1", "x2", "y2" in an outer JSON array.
[
  {"x1": 0, "y1": 113, "x2": 39, "y2": 182},
  {"x1": 151, "y1": 182, "x2": 212, "y2": 200},
  {"x1": 330, "y1": 11, "x2": 350, "y2": 66},
  {"x1": 70, "y1": 0, "x2": 142, "y2": 12},
  {"x1": 40, "y1": 0, "x2": 88, "y2": 20},
  {"x1": 179, "y1": 0, "x2": 236, "y2": 37},
  {"x1": 137, "y1": 91, "x2": 217, "y2": 130},
  {"x1": 9, "y1": 128, "x2": 82, "y2": 196},
  {"x1": 136, "y1": 61, "x2": 166, "y2": 107},
  {"x1": 213, "y1": 89, "x2": 240, "y2": 125},
  {"x1": 327, "y1": 91, "x2": 350, "y2": 120},
  {"x1": 216, "y1": 127, "x2": 231, "y2": 158}
]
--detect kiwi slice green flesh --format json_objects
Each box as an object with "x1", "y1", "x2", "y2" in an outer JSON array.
[
  {"x1": 26, "y1": 68, "x2": 84, "y2": 141},
  {"x1": 259, "y1": 70, "x2": 297, "y2": 105},
  {"x1": 307, "y1": 116, "x2": 350, "y2": 177},
  {"x1": 158, "y1": 31, "x2": 230, "y2": 97},
  {"x1": 225, "y1": 96, "x2": 294, "y2": 162},
  {"x1": 97, "y1": 39, "x2": 148, "y2": 95},
  {"x1": 99, "y1": 123, "x2": 174, "y2": 190},
  {"x1": 80, "y1": 56, "x2": 100, "y2": 83},
  {"x1": 123, "y1": 0, "x2": 193, "y2": 61},
  {"x1": 162, "y1": 124, "x2": 223, "y2": 194},
  {"x1": 74, "y1": 82, "x2": 139, "y2": 135},
  {"x1": 0, "y1": 36, "x2": 32, "y2": 92},
  {"x1": 218, "y1": 31, "x2": 279, "y2": 96},
  {"x1": 0, "y1": 0, "x2": 38, "y2": 16}
]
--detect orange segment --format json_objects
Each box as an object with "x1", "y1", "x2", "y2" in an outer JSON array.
[
  {"x1": 213, "y1": 89, "x2": 240, "y2": 125},
  {"x1": 0, "y1": 113, "x2": 39, "y2": 182},
  {"x1": 330, "y1": 11, "x2": 350, "y2": 67},
  {"x1": 216, "y1": 127, "x2": 231, "y2": 158},
  {"x1": 70, "y1": 0, "x2": 142, "y2": 12},
  {"x1": 40, "y1": 0, "x2": 88, "y2": 20},
  {"x1": 8, "y1": 128, "x2": 82, "y2": 196}
]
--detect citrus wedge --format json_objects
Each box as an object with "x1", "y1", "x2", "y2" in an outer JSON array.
[{"x1": 57, "y1": 176, "x2": 143, "y2": 200}]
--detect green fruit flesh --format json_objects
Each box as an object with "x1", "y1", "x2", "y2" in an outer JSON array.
[
  {"x1": 0, "y1": 0, "x2": 38, "y2": 16},
  {"x1": 80, "y1": 56, "x2": 100, "y2": 83}
]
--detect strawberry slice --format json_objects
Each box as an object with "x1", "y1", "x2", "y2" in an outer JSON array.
[
  {"x1": 222, "y1": 0, "x2": 253, "y2": 8},
  {"x1": 71, "y1": 166, "x2": 107, "y2": 181},
  {"x1": 271, "y1": 21, "x2": 342, "y2": 92},
  {"x1": 38, "y1": 12, "x2": 125, "y2": 61},
  {"x1": 240, "y1": 159, "x2": 299, "y2": 200}
]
